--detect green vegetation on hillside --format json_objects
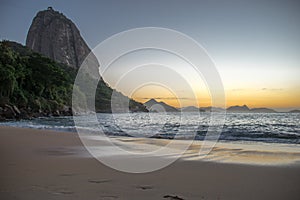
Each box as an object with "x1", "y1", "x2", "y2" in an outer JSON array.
[
  {"x1": 0, "y1": 40, "x2": 147, "y2": 119},
  {"x1": 0, "y1": 40, "x2": 73, "y2": 113}
]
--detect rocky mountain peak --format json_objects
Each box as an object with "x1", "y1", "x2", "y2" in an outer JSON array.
[{"x1": 26, "y1": 7, "x2": 94, "y2": 69}]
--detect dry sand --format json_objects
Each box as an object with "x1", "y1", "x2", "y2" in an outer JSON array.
[{"x1": 1, "y1": 126, "x2": 300, "y2": 200}]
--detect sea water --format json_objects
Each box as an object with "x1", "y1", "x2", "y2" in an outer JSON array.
[{"x1": 1, "y1": 112, "x2": 299, "y2": 144}]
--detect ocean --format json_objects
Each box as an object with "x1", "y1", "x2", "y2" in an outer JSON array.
[{"x1": 1, "y1": 112, "x2": 299, "y2": 144}]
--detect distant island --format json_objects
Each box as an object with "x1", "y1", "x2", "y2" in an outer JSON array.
[
  {"x1": 143, "y1": 99, "x2": 298, "y2": 113},
  {"x1": 144, "y1": 99, "x2": 178, "y2": 112},
  {"x1": 226, "y1": 105, "x2": 277, "y2": 113},
  {"x1": 289, "y1": 109, "x2": 300, "y2": 113}
]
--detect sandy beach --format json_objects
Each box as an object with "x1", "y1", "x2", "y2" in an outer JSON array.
[{"x1": 1, "y1": 126, "x2": 300, "y2": 200}]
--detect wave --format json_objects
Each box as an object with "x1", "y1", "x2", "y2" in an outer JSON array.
[{"x1": 1, "y1": 113, "x2": 299, "y2": 144}]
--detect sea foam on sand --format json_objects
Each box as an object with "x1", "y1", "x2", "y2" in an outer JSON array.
[{"x1": 79, "y1": 134, "x2": 300, "y2": 166}]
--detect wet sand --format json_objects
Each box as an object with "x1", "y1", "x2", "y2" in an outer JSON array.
[{"x1": 1, "y1": 126, "x2": 300, "y2": 199}]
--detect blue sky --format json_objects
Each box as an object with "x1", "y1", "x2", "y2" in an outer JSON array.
[{"x1": 1, "y1": 0, "x2": 299, "y2": 109}]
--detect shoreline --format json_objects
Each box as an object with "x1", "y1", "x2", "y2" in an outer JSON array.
[
  {"x1": 1, "y1": 124, "x2": 300, "y2": 166},
  {"x1": 1, "y1": 120, "x2": 299, "y2": 146},
  {"x1": 1, "y1": 126, "x2": 300, "y2": 199}
]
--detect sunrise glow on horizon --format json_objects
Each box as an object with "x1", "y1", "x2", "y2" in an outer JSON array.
[
  {"x1": 105, "y1": 65, "x2": 300, "y2": 111},
  {"x1": 102, "y1": 51, "x2": 300, "y2": 111},
  {"x1": 131, "y1": 86, "x2": 300, "y2": 110}
]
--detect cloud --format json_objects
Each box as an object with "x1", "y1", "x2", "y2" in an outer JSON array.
[
  {"x1": 261, "y1": 88, "x2": 283, "y2": 91},
  {"x1": 230, "y1": 88, "x2": 284, "y2": 92}
]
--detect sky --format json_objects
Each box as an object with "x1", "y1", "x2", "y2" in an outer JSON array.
[{"x1": 1, "y1": 0, "x2": 300, "y2": 111}]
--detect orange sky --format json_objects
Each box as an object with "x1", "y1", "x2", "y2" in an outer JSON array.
[
  {"x1": 102, "y1": 50, "x2": 300, "y2": 111},
  {"x1": 131, "y1": 85, "x2": 300, "y2": 110}
]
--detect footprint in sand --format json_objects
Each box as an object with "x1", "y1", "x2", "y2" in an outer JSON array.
[
  {"x1": 59, "y1": 173, "x2": 77, "y2": 177},
  {"x1": 88, "y1": 179, "x2": 111, "y2": 184},
  {"x1": 163, "y1": 195, "x2": 185, "y2": 200},
  {"x1": 136, "y1": 185, "x2": 153, "y2": 190},
  {"x1": 52, "y1": 190, "x2": 74, "y2": 195},
  {"x1": 30, "y1": 185, "x2": 74, "y2": 196}
]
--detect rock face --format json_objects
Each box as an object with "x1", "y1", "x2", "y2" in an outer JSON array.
[{"x1": 26, "y1": 7, "x2": 91, "y2": 69}]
